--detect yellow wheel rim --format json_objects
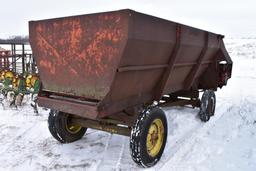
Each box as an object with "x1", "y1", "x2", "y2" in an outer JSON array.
[
  {"x1": 66, "y1": 124, "x2": 82, "y2": 134},
  {"x1": 146, "y1": 119, "x2": 164, "y2": 157},
  {"x1": 25, "y1": 75, "x2": 33, "y2": 87},
  {"x1": 26, "y1": 75, "x2": 39, "y2": 88},
  {"x1": 12, "y1": 77, "x2": 20, "y2": 88},
  {"x1": 31, "y1": 76, "x2": 39, "y2": 87},
  {"x1": 65, "y1": 115, "x2": 82, "y2": 134},
  {"x1": 0, "y1": 71, "x2": 4, "y2": 80},
  {"x1": 5, "y1": 71, "x2": 14, "y2": 79}
]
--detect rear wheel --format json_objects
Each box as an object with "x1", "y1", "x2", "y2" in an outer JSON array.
[
  {"x1": 130, "y1": 107, "x2": 167, "y2": 167},
  {"x1": 48, "y1": 110, "x2": 87, "y2": 143},
  {"x1": 199, "y1": 90, "x2": 216, "y2": 122}
]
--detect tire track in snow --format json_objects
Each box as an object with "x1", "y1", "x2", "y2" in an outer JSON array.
[
  {"x1": 95, "y1": 133, "x2": 113, "y2": 171},
  {"x1": 96, "y1": 134, "x2": 127, "y2": 171},
  {"x1": 0, "y1": 121, "x2": 38, "y2": 155},
  {"x1": 115, "y1": 136, "x2": 126, "y2": 170},
  {"x1": 158, "y1": 102, "x2": 232, "y2": 170}
]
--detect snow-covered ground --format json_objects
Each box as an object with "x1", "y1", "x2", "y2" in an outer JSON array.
[{"x1": 0, "y1": 38, "x2": 256, "y2": 171}]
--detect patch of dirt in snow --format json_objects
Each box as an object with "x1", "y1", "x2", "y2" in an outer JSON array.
[{"x1": 0, "y1": 38, "x2": 256, "y2": 171}]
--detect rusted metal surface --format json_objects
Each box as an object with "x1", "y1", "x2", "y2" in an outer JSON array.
[
  {"x1": 184, "y1": 32, "x2": 209, "y2": 89},
  {"x1": 71, "y1": 117, "x2": 131, "y2": 136},
  {"x1": 30, "y1": 11, "x2": 129, "y2": 100},
  {"x1": 0, "y1": 47, "x2": 11, "y2": 69},
  {"x1": 117, "y1": 64, "x2": 168, "y2": 72},
  {"x1": 38, "y1": 96, "x2": 98, "y2": 119},
  {"x1": 29, "y1": 9, "x2": 232, "y2": 120},
  {"x1": 155, "y1": 24, "x2": 182, "y2": 100},
  {"x1": 106, "y1": 112, "x2": 137, "y2": 127},
  {"x1": 0, "y1": 42, "x2": 35, "y2": 74}
]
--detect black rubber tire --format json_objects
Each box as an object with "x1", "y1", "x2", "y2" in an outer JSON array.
[
  {"x1": 48, "y1": 110, "x2": 87, "y2": 143},
  {"x1": 130, "y1": 107, "x2": 168, "y2": 168},
  {"x1": 48, "y1": 110, "x2": 61, "y2": 142},
  {"x1": 199, "y1": 90, "x2": 216, "y2": 122}
]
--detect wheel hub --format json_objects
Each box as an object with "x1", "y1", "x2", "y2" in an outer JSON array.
[
  {"x1": 65, "y1": 115, "x2": 82, "y2": 134},
  {"x1": 66, "y1": 124, "x2": 82, "y2": 134},
  {"x1": 146, "y1": 119, "x2": 164, "y2": 157}
]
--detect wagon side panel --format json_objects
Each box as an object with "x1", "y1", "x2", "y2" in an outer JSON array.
[
  {"x1": 99, "y1": 12, "x2": 178, "y2": 116},
  {"x1": 29, "y1": 11, "x2": 129, "y2": 100},
  {"x1": 162, "y1": 27, "x2": 221, "y2": 94}
]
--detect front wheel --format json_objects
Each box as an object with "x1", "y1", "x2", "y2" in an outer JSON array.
[
  {"x1": 199, "y1": 90, "x2": 216, "y2": 122},
  {"x1": 48, "y1": 110, "x2": 87, "y2": 143},
  {"x1": 130, "y1": 107, "x2": 168, "y2": 167}
]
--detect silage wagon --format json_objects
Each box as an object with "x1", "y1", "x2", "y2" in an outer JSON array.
[{"x1": 29, "y1": 9, "x2": 232, "y2": 167}]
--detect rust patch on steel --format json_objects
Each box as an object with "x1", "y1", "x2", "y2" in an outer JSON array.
[
  {"x1": 35, "y1": 15, "x2": 124, "y2": 77},
  {"x1": 30, "y1": 12, "x2": 128, "y2": 99},
  {"x1": 29, "y1": 9, "x2": 232, "y2": 120}
]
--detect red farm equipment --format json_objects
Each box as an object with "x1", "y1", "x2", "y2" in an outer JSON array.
[{"x1": 29, "y1": 9, "x2": 232, "y2": 167}]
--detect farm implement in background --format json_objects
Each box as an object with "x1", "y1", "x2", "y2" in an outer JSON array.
[
  {"x1": 0, "y1": 70, "x2": 39, "y2": 112},
  {"x1": 0, "y1": 41, "x2": 39, "y2": 112}
]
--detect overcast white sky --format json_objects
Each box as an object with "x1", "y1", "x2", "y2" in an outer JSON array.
[{"x1": 0, "y1": 0, "x2": 255, "y2": 38}]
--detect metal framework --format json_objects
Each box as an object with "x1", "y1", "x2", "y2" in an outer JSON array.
[{"x1": 0, "y1": 40, "x2": 36, "y2": 74}]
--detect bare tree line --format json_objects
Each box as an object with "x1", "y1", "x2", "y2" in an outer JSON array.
[{"x1": 0, "y1": 35, "x2": 29, "y2": 44}]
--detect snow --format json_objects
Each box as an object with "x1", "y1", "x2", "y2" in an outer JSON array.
[{"x1": 0, "y1": 38, "x2": 256, "y2": 171}]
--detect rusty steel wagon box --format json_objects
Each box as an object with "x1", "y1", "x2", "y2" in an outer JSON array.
[{"x1": 29, "y1": 9, "x2": 232, "y2": 167}]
